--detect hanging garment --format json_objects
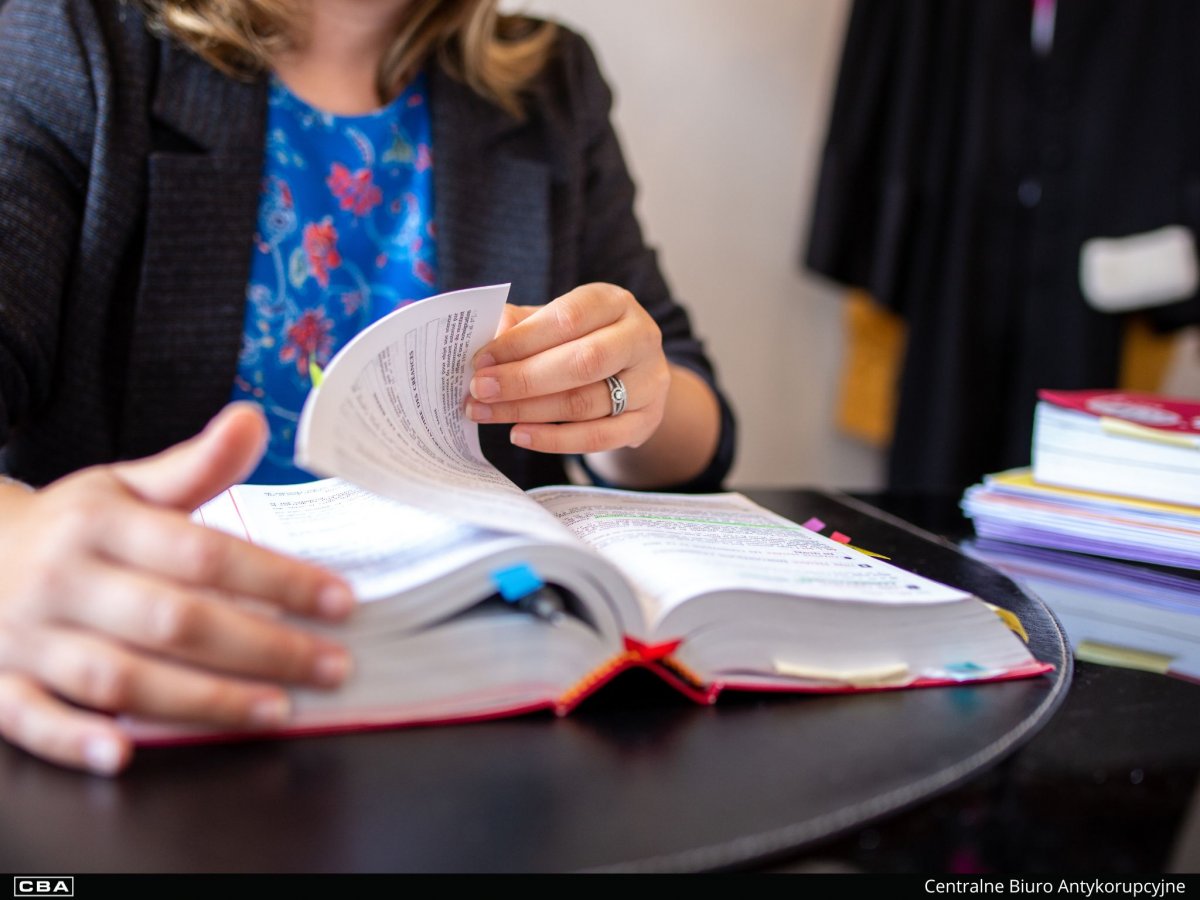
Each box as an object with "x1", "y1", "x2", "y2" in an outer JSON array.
[{"x1": 806, "y1": 0, "x2": 1200, "y2": 490}]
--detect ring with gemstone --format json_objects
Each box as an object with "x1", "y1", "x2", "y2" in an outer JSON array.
[{"x1": 606, "y1": 375, "x2": 627, "y2": 417}]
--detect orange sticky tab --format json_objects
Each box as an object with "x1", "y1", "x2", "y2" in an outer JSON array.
[{"x1": 830, "y1": 531, "x2": 852, "y2": 544}]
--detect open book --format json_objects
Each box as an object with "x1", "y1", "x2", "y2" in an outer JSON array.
[{"x1": 162, "y1": 285, "x2": 1049, "y2": 742}]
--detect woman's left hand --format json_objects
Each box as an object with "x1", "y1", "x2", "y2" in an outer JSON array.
[{"x1": 467, "y1": 283, "x2": 670, "y2": 454}]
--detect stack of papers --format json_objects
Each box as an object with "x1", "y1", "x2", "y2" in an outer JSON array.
[
  {"x1": 963, "y1": 538, "x2": 1200, "y2": 682},
  {"x1": 962, "y1": 388, "x2": 1200, "y2": 679},
  {"x1": 961, "y1": 465, "x2": 1200, "y2": 681},
  {"x1": 961, "y1": 469, "x2": 1200, "y2": 569}
]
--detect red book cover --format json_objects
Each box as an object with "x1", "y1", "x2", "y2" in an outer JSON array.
[
  {"x1": 1039, "y1": 389, "x2": 1200, "y2": 436},
  {"x1": 129, "y1": 648, "x2": 1052, "y2": 747}
]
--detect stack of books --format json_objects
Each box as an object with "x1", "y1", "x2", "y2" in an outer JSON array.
[{"x1": 962, "y1": 389, "x2": 1200, "y2": 681}]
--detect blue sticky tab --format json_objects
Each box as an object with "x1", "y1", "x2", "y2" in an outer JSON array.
[
  {"x1": 943, "y1": 662, "x2": 989, "y2": 683},
  {"x1": 945, "y1": 662, "x2": 986, "y2": 673},
  {"x1": 492, "y1": 563, "x2": 544, "y2": 601}
]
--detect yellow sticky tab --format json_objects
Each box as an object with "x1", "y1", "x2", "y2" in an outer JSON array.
[
  {"x1": 986, "y1": 603, "x2": 1029, "y2": 643},
  {"x1": 772, "y1": 660, "x2": 911, "y2": 687},
  {"x1": 1100, "y1": 416, "x2": 1200, "y2": 449},
  {"x1": 847, "y1": 545, "x2": 891, "y2": 560},
  {"x1": 1075, "y1": 640, "x2": 1174, "y2": 675},
  {"x1": 309, "y1": 360, "x2": 325, "y2": 388}
]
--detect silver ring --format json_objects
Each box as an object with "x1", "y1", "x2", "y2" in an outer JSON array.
[{"x1": 606, "y1": 375, "x2": 627, "y2": 417}]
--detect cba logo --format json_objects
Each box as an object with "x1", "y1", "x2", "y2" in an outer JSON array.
[{"x1": 12, "y1": 878, "x2": 73, "y2": 897}]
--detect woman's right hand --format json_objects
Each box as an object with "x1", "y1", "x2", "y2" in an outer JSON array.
[{"x1": 0, "y1": 403, "x2": 355, "y2": 775}]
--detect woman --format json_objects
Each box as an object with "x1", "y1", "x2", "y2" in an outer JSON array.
[{"x1": 0, "y1": 0, "x2": 734, "y2": 774}]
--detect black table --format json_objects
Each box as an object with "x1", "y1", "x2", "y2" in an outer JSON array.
[
  {"x1": 0, "y1": 488, "x2": 1181, "y2": 874},
  {"x1": 779, "y1": 491, "x2": 1200, "y2": 875}
]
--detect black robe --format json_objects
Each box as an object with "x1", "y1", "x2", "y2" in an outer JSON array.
[{"x1": 805, "y1": 0, "x2": 1200, "y2": 491}]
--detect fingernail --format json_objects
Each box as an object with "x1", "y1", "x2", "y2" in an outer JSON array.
[
  {"x1": 465, "y1": 401, "x2": 492, "y2": 422},
  {"x1": 250, "y1": 695, "x2": 291, "y2": 728},
  {"x1": 470, "y1": 376, "x2": 500, "y2": 401},
  {"x1": 474, "y1": 352, "x2": 495, "y2": 370},
  {"x1": 510, "y1": 428, "x2": 532, "y2": 448},
  {"x1": 318, "y1": 584, "x2": 356, "y2": 618},
  {"x1": 314, "y1": 650, "x2": 352, "y2": 686},
  {"x1": 83, "y1": 735, "x2": 124, "y2": 775}
]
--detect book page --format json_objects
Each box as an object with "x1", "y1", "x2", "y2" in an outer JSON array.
[
  {"x1": 529, "y1": 486, "x2": 971, "y2": 628},
  {"x1": 295, "y1": 284, "x2": 568, "y2": 543},
  {"x1": 196, "y1": 478, "x2": 526, "y2": 605}
]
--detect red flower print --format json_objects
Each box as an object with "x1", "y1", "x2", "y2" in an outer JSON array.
[
  {"x1": 280, "y1": 308, "x2": 335, "y2": 377},
  {"x1": 415, "y1": 145, "x2": 432, "y2": 173},
  {"x1": 303, "y1": 218, "x2": 342, "y2": 287},
  {"x1": 413, "y1": 258, "x2": 435, "y2": 286},
  {"x1": 341, "y1": 291, "x2": 364, "y2": 315},
  {"x1": 327, "y1": 162, "x2": 383, "y2": 217}
]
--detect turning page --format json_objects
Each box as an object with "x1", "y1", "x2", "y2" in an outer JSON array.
[
  {"x1": 529, "y1": 486, "x2": 972, "y2": 630},
  {"x1": 295, "y1": 284, "x2": 568, "y2": 543}
]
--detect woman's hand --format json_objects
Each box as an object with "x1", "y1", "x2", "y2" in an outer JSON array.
[
  {"x1": 466, "y1": 283, "x2": 671, "y2": 454},
  {"x1": 467, "y1": 283, "x2": 721, "y2": 488},
  {"x1": 0, "y1": 403, "x2": 355, "y2": 775}
]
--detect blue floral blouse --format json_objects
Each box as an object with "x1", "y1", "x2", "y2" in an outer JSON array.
[{"x1": 232, "y1": 73, "x2": 437, "y2": 483}]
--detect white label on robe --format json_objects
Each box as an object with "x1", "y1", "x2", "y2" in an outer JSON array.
[{"x1": 1079, "y1": 225, "x2": 1199, "y2": 313}]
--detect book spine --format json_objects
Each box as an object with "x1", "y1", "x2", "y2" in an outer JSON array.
[
  {"x1": 645, "y1": 660, "x2": 721, "y2": 705},
  {"x1": 555, "y1": 652, "x2": 642, "y2": 714},
  {"x1": 553, "y1": 642, "x2": 720, "y2": 714}
]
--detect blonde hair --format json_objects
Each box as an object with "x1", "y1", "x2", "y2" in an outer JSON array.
[{"x1": 136, "y1": 0, "x2": 557, "y2": 118}]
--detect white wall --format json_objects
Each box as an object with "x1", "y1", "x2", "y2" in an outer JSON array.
[{"x1": 511, "y1": 0, "x2": 884, "y2": 490}]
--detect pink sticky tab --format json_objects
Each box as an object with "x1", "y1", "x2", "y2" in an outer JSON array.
[
  {"x1": 802, "y1": 517, "x2": 825, "y2": 532},
  {"x1": 830, "y1": 531, "x2": 852, "y2": 544}
]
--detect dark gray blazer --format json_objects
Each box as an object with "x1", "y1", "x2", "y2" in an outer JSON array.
[{"x1": 0, "y1": 0, "x2": 734, "y2": 490}]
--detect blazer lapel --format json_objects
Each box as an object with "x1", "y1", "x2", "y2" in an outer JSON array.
[
  {"x1": 430, "y1": 66, "x2": 551, "y2": 306},
  {"x1": 118, "y1": 40, "x2": 267, "y2": 458}
]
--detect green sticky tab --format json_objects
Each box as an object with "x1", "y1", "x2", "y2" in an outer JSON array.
[
  {"x1": 309, "y1": 360, "x2": 324, "y2": 387},
  {"x1": 1075, "y1": 640, "x2": 1173, "y2": 675}
]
